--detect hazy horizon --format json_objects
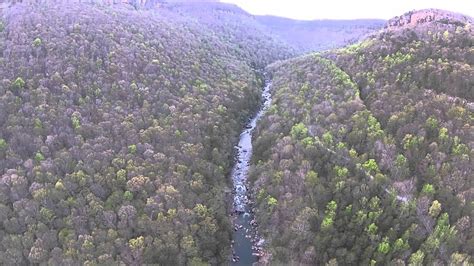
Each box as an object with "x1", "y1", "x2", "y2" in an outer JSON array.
[{"x1": 220, "y1": 0, "x2": 474, "y2": 20}]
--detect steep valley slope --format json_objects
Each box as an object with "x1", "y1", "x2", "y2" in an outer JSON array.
[
  {"x1": 250, "y1": 9, "x2": 473, "y2": 265},
  {"x1": 0, "y1": 2, "x2": 292, "y2": 264}
]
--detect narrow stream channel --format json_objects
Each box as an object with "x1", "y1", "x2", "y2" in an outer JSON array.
[{"x1": 231, "y1": 81, "x2": 272, "y2": 265}]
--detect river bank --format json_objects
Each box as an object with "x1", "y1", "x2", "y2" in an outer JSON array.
[{"x1": 229, "y1": 81, "x2": 272, "y2": 265}]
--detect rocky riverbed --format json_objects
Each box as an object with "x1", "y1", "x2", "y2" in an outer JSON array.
[{"x1": 230, "y1": 81, "x2": 272, "y2": 265}]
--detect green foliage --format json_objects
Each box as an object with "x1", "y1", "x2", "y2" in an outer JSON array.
[
  {"x1": 55, "y1": 180, "x2": 65, "y2": 190},
  {"x1": 369, "y1": 196, "x2": 380, "y2": 210},
  {"x1": 0, "y1": 138, "x2": 7, "y2": 150},
  {"x1": 439, "y1": 127, "x2": 449, "y2": 141},
  {"x1": 291, "y1": 123, "x2": 309, "y2": 140},
  {"x1": 13, "y1": 77, "x2": 25, "y2": 90},
  {"x1": 34, "y1": 118, "x2": 43, "y2": 130},
  {"x1": 58, "y1": 228, "x2": 75, "y2": 244},
  {"x1": 367, "y1": 114, "x2": 383, "y2": 139},
  {"x1": 321, "y1": 201, "x2": 337, "y2": 230},
  {"x1": 393, "y1": 238, "x2": 409, "y2": 252},
  {"x1": 34, "y1": 152, "x2": 45, "y2": 162},
  {"x1": 362, "y1": 159, "x2": 379, "y2": 174},
  {"x1": 342, "y1": 39, "x2": 375, "y2": 54},
  {"x1": 367, "y1": 223, "x2": 378, "y2": 235},
  {"x1": 128, "y1": 144, "x2": 137, "y2": 154},
  {"x1": 443, "y1": 30, "x2": 450, "y2": 40},
  {"x1": 71, "y1": 115, "x2": 81, "y2": 130},
  {"x1": 40, "y1": 207, "x2": 55, "y2": 220},
  {"x1": 322, "y1": 131, "x2": 333, "y2": 145},
  {"x1": 377, "y1": 237, "x2": 390, "y2": 254},
  {"x1": 403, "y1": 134, "x2": 423, "y2": 150},
  {"x1": 272, "y1": 171, "x2": 283, "y2": 184},
  {"x1": 336, "y1": 142, "x2": 346, "y2": 149},
  {"x1": 450, "y1": 253, "x2": 471, "y2": 265},
  {"x1": 395, "y1": 154, "x2": 407, "y2": 166},
  {"x1": 425, "y1": 116, "x2": 438, "y2": 132},
  {"x1": 327, "y1": 200, "x2": 337, "y2": 212},
  {"x1": 299, "y1": 83, "x2": 310, "y2": 94},
  {"x1": 32, "y1": 37, "x2": 42, "y2": 47},
  {"x1": 452, "y1": 137, "x2": 469, "y2": 156},
  {"x1": 422, "y1": 213, "x2": 457, "y2": 253},
  {"x1": 374, "y1": 173, "x2": 388, "y2": 184},
  {"x1": 409, "y1": 250, "x2": 425, "y2": 265},
  {"x1": 334, "y1": 165, "x2": 349, "y2": 178},
  {"x1": 321, "y1": 216, "x2": 334, "y2": 230},
  {"x1": 383, "y1": 51, "x2": 413, "y2": 66},
  {"x1": 305, "y1": 170, "x2": 319, "y2": 186},
  {"x1": 267, "y1": 196, "x2": 278, "y2": 207},
  {"x1": 123, "y1": 191, "x2": 133, "y2": 201},
  {"x1": 116, "y1": 169, "x2": 127, "y2": 183},
  {"x1": 447, "y1": 106, "x2": 466, "y2": 119},
  {"x1": 429, "y1": 200, "x2": 441, "y2": 217},
  {"x1": 421, "y1": 183, "x2": 435, "y2": 196},
  {"x1": 82, "y1": 238, "x2": 94, "y2": 250},
  {"x1": 349, "y1": 148, "x2": 358, "y2": 158},
  {"x1": 193, "y1": 204, "x2": 209, "y2": 217},
  {"x1": 129, "y1": 236, "x2": 144, "y2": 250},
  {"x1": 301, "y1": 137, "x2": 314, "y2": 147}
]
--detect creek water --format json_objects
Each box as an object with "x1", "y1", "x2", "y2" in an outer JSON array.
[{"x1": 231, "y1": 82, "x2": 272, "y2": 265}]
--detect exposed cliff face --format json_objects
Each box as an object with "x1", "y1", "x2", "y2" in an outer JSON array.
[{"x1": 386, "y1": 9, "x2": 473, "y2": 30}]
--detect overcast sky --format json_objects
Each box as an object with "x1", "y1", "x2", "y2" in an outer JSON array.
[{"x1": 220, "y1": 0, "x2": 474, "y2": 20}]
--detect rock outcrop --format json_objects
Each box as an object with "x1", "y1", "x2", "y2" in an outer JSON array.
[{"x1": 386, "y1": 9, "x2": 473, "y2": 30}]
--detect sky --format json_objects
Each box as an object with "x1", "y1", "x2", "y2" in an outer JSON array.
[{"x1": 220, "y1": 0, "x2": 474, "y2": 20}]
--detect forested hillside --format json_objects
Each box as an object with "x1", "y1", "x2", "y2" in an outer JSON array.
[
  {"x1": 164, "y1": 2, "x2": 296, "y2": 68},
  {"x1": 0, "y1": 1, "x2": 471, "y2": 265},
  {"x1": 250, "y1": 9, "x2": 473, "y2": 265},
  {"x1": 0, "y1": 2, "x2": 293, "y2": 264}
]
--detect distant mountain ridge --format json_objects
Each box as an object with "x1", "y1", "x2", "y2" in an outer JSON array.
[{"x1": 256, "y1": 15, "x2": 385, "y2": 52}]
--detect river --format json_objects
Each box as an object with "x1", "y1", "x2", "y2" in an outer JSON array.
[{"x1": 230, "y1": 81, "x2": 272, "y2": 265}]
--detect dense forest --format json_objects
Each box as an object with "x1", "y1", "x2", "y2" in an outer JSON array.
[
  {"x1": 0, "y1": 2, "x2": 294, "y2": 264},
  {"x1": 0, "y1": 1, "x2": 472, "y2": 265},
  {"x1": 250, "y1": 9, "x2": 473, "y2": 265}
]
